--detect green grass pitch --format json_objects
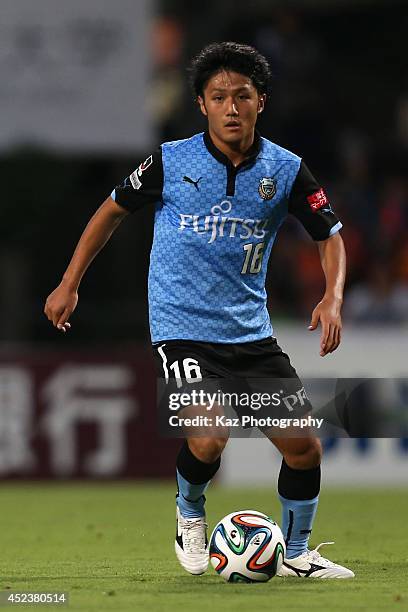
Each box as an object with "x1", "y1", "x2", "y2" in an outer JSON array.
[{"x1": 0, "y1": 483, "x2": 407, "y2": 611}]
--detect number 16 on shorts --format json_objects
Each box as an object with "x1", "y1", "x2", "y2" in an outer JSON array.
[{"x1": 158, "y1": 345, "x2": 203, "y2": 388}]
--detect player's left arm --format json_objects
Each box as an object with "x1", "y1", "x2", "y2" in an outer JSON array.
[
  {"x1": 311, "y1": 232, "x2": 346, "y2": 356},
  {"x1": 288, "y1": 160, "x2": 346, "y2": 356}
]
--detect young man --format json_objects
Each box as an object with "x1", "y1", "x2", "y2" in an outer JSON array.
[{"x1": 45, "y1": 42, "x2": 353, "y2": 579}]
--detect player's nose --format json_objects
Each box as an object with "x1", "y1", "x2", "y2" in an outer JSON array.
[{"x1": 226, "y1": 98, "x2": 239, "y2": 116}]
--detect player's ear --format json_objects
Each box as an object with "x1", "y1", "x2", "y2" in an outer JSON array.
[
  {"x1": 257, "y1": 94, "x2": 266, "y2": 114},
  {"x1": 197, "y1": 95, "x2": 208, "y2": 116}
]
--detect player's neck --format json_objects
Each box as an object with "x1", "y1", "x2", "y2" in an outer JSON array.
[{"x1": 208, "y1": 128, "x2": 255, "y2": 167}]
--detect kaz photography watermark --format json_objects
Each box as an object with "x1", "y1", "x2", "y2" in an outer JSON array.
[{"x1": 163, "y1": 386, "x2": 324, "y2": 432}]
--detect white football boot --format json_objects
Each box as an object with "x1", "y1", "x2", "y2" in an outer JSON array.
[
  {"x1": 175, "y1": 506, "x2": 209, "y2": 575},
  {"x1": 277, "y1": 542, "x2": 355, "y2": 578}
]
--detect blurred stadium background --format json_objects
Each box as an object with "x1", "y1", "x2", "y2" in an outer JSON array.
[{"x1": 1, "y1": 0, "x2": 407, "y2": 487}]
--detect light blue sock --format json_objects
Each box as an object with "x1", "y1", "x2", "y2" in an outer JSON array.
[
  {"x1": 279, "y1": 494, "x2": 319, "y2": 559},
  {"x1": 176, "y1": 469, "x2": 210, "y2": 518}
]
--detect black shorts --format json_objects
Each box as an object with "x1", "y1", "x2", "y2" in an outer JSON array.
[{"x1": 153, "y1": 337, "x2": 312, "y2": 431}]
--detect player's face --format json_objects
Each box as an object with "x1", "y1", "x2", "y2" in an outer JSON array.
[{"x1": 198, "y1": 71, "x2": 265, "y2": 146}]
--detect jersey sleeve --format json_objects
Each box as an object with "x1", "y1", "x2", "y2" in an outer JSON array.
[
  {"x1": 110, "y1": 147, "x2": 163, "y2": 213},
  {"x1": 288, "y1": 161, "x2": 342, "y2": 241}
]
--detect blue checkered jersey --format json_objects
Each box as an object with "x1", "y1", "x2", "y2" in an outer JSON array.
[{"x1": 111, "y1": 131, "x2": 342, "y2": 343}]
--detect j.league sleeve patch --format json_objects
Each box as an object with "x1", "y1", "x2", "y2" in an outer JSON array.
[{"x1": 307, "y1": 188, "x2": 329, "y2": 211}]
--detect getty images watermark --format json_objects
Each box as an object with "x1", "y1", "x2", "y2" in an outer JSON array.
[
  {"x1": 166, "y1": 387, "x2": 324, "y2": 430},
  {"x1": 159, "y1": 376, "x2": 408, "y2": 438},
  {"x1": 167, "y1": 387, "x2": 310, "y2": 412}
]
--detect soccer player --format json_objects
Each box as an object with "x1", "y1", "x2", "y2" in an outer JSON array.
[{"x1": 44, "y1": 42, "x2": 354, "y2": 579}]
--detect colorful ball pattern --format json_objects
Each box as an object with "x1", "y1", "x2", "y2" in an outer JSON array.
[{"x1": 209, "y1": 510, "x2": 285, "y2": 583}]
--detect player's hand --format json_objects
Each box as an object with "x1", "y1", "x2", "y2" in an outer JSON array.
[
  {"x1": 308, "y1": 296, "x2": 342, "y2": 357},
  {"x1": 44, "y1": 281, "x2": 78, "y2": 333}
]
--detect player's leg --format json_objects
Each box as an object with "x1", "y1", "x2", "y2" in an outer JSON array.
[
  {"x1": 175, "y1": 399, "x2": 229, "y2": 520},
  {"x1": 271, "y1": 435, "x2": 322, "y2": 559},
  {"x1": 234, "y1": 338, "x2": 322, "y2": 563},
  {"x1": 240, "y1": 337, "x2": 354, "y2": 578},
  {"x1": 152, "y1": 340, "x2": 230, "y2": 575},
  {"x1": 175, "y1": 435, "x2": 228, "y2": 574},
  {"x1": 269, "y1": 433, "x2": 354, "y2": 578},
  {"x1": 176, "y1": 436, "x2": 226, "y2": 517}
]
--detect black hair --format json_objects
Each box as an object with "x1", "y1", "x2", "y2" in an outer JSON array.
[{"x1": 188, "y1": 41, "x2": 272, "y2": 98}]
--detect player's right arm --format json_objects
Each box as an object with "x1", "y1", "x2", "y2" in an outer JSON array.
[
  {"x1": 44, "y1": 196, "x2": 129, "y2": 331},
  {"x1": 44, "y1": 148, "x2": 164, "y2": 332}
]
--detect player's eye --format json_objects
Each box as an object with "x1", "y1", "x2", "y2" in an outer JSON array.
[
  {"x1": 238, "y1": 95, "x2": 250, "y2": 100},
  {"x1": 213, "y1": 96, "x2": 223, "y2": 101}
]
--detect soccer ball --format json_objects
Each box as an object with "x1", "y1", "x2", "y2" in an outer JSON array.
[{"x1": 209, "y1": 510, "x2": 285, "y2": 583}]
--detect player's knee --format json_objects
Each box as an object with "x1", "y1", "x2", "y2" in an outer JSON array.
[
  {"x1": 188, "y1": 437, "x2": 228, "y2": 463},
  {"x1": 284, "y1": 438, "x2": 322, "y2": 469},
  {"x1": 305, "y1": 440, "x2": 322, "y2": 468}
]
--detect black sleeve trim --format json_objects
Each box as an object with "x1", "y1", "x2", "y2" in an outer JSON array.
[
  {"x1": 112, "y1": 147, "x2": 163, "y2": 213},
  {"x1": 288, "y1": 160, "x2": 342, "y2": 241}
]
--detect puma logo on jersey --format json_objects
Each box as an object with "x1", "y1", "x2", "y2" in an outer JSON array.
[{"x1": 183, "y1": 176, "x2": 202, "y2": 191}]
